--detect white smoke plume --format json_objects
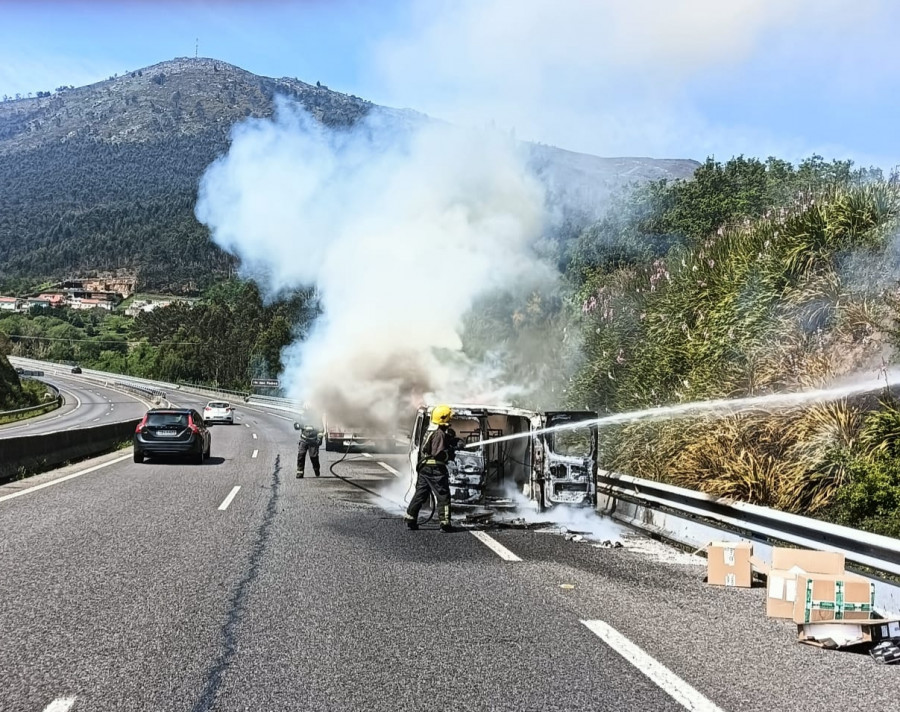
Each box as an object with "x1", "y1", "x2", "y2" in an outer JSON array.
[{"x1": 196, "y1": 99, "x2": 551, "y2": 429}]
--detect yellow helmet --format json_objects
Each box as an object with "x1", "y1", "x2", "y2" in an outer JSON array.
[{"x1": 430, "y1": 404, "x2": 453, "y2": 426}]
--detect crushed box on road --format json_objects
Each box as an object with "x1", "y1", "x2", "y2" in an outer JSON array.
[
  {"x1": 766, "y1": 547, "x2": 846, "y2": 619},
  {"x1": 797, "y1": 618, "x2": 900, "y2": 649}
]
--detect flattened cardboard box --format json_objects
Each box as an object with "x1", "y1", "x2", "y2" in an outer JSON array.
[
  {"x1": 707, "y1": 541, "x2": 752, "y2": 587},
  {"x1": 793, "y1": 572, "x2": 875, "y2": 624},
  {"x1": 766, "y1": 548, "x2": 846, "y2": 619},
  {"x1": 797, "y1": 618, "x2": 900, "y2": 649}
]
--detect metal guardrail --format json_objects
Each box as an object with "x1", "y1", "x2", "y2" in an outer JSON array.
[
  {"x1": 0, "y1": 379, "x2": 62, "y2": 419},
  {"x1": 596, "y1": 470, "x2": 900, "y2": 616},
  {"x1": 597, "y1": 472, "x2": 900, "y2": 576}
]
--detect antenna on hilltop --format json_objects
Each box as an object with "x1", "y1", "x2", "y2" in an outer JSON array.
[{"x1": 195, "y1": 38, "x2": 199, "y2": 59}]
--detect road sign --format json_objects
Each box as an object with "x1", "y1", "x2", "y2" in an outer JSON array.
[{"x1": 251, "y1": 378, "x2": 280, "y2": 388}]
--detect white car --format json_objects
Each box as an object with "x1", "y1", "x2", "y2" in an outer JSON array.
[{"x1": 204, "y1": 401, "x2": 234, "y2": 425}]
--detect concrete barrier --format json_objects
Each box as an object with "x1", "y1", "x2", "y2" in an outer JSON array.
[{"x1": 0, "y1": 418, "x2": 140, "y2": 483}]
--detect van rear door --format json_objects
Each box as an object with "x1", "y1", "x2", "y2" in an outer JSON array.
[{"x1": 540, "y1": 411, "x2": 598, "y2": 507}]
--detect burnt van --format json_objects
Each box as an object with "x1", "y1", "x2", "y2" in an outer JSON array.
[{"x1": 407, "y1": 404, "x2": 598, "y2": 511}]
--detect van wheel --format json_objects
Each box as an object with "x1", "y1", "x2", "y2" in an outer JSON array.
[{"x1": 133, "y1": 449, "x2": 143, "y2": 464}]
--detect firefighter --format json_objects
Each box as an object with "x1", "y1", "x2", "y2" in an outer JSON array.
[
  {"x1": 405, "y1": 404, "x2": 458, "y2": 533},
  {"x1": 297, "y1": 424, "x2": 323, "y2": 478}
]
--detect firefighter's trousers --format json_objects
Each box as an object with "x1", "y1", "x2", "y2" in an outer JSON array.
[
  {"x1": 406, "y1": 464, "x2": 451, "y2": 525},
  {"x1": 297, "y1": 441, "x2": 320, "y2": 476}
]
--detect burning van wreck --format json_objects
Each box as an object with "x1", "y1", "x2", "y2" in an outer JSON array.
[{"x1": 407, "y1": 405, "x2": 598, "y2": 511}]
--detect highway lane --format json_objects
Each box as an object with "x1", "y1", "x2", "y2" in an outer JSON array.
[
  {"x1": 1, "y1": 402, "x2": 897, "y2": 711},
  {"x1": 0, "y1": 374, "x2": 150, "y2": 438}
]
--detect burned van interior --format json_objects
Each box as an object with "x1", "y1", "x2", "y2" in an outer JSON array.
[
  {"x1": 444, "y1": 408, "x2": 534, "y2": 505},
  {"x1": 409, "y1": 405, "x2": 598, "y2": 510}
]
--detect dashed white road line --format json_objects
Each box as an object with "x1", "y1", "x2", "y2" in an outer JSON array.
[
  {"x1": 362, "y1": 453, "x2": 373, "y2": 458},
  {"x1": 218, "y1": 486, "x2": 241, "y2": 511},
  {"x1": 469, "y1": 531, "x2": 522, "y2": 561},
  {"x1": 0, "y1": 454, "x2": 133, "y2": 504},
  {"x1": 252, "y1": 433, "x2": 258, "y2": 439},
  {"x1": 251, "y1": 449, "x2": 259, "y2": 458},
  {"x1": 42, "y1": 696, "x2": 76, "y2": 712},
  {"x1": 377, "y1": 461, "x2": 401, "y2": 477},
  {"x1": 580, "y1": 620, "x2": 723, "y2": 712}
]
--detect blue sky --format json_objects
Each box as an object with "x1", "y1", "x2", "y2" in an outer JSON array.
[{"x1": 2, "y1": 0, "x2": 899, "y2": 168}]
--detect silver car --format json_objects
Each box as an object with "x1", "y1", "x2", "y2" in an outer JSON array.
[{"x1": 204, "y1": 401, "x2": 234, "y2": 425}]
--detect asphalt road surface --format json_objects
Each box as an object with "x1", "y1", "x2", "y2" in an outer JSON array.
[
  {"x1": 0, "y1": 374, "x2": 150, "y2": 439},
  {"x1": 1, "y1": 394, "x2": 897, "y2": 712}
]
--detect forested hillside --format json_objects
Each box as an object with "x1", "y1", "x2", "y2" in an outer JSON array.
[{"x1": 0, "y1": 57, "x2": 697, "y2": 293}]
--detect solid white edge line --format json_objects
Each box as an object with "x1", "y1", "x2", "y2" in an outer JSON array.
[
  {"x1": 469, "y1": 531, "x2": 522, "y2": 562},
  {"x1": 377, "y1": 461, "x2": 401, "y2": 476},
  {"x1": 251, "y1": 449, "x2": 259, "y2": 458},
  {"x1": 580, "y1": 620, "x2": 723, "y2": 712},
  {"x1": 42, "y1": 695, "x2": 77, "y2": 712},
  {"x1": 0, "y1": 454, "x2": 132, "y2": 504},
  {"x1": 218, "y1": 486, "x2": 241, "y2": 511}
]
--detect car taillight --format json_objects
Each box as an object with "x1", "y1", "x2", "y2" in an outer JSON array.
[
  {"x1": 135, "y1": 415, "x2": 147, "y2": 434},
  {"x1": 204, "y1": 407, "x2": 211, "y2": 411},
  {"x1": 188, "y1": 416, "x2": 200, "y2": 434}
]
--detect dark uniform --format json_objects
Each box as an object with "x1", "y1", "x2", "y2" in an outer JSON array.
[
  {"x1": 405, "y1": 425, "x2": 455, "y2": 531},
  {"x1": 297, "y1": 425, "x2": 323, "y2": 478}
]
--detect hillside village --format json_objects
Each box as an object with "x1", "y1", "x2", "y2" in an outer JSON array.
[{"x1": 0, "y1": 274, "x2": 196, "y2": 315}]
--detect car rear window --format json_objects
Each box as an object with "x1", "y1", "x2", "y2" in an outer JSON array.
[
  {"x1": 208, "y1": 402, "x2": 229, "y2": 409},
  {"x1": 147, "y1": 413, "x2": 189, "y2": 427}
]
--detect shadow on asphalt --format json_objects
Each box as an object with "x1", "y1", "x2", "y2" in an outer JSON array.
[{"x1": 141, "y1": 455, "x2": 227, "y2": 466}]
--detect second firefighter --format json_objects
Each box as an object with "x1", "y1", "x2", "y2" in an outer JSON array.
[{"x1": 297, "y1": 424, "x2": 323, "y2": 478}]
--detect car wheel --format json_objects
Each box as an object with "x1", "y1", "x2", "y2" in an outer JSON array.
[{"x1": 133, "y1": 449, "x2": 143, "y2": 464}]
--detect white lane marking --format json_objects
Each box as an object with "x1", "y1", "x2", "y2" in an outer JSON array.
[
  {"x1": 245, "y1": 424, "x2": 251, "y2": 428},
  {"x1": 580, "y1": 620, "x2": 724, "y2": 712},
  {"x1": 251, "y1": 449, "x2": 259, "y2": 458},
  {"x1": 377, "y1": 461, "x2": 401, "y2": 477},
  {"x1": 362, "y1": 453, "x2": 373, "y2": 458},
  {"x1": 469, "y1": 531, "x2": 522, "y2": 562},
  {"x1": 43, "y1": 698, "x2": 77, "y2": 712},
  {"x1": 0, "y1": 454, "x2": 133, "y2": 504},
  {"x1": 252, "y1": 433, "x2": 258, "y2": 439},
  {"x1": 218, "y1": 486, "x2": 241, "y2": 511}
]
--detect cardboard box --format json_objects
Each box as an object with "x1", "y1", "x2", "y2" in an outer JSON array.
[
  {"x1": 797, "y1": 618, "x2": 900, "y2": 649},
  {"x1": 766, "y1": 548, "x2": 846, "y2": 619},
  {"x1": 772, "y1": 547, "x2": 845, "y2": 574},
  {"x1": 793, "y1": 572, "x2": 875, "y2": 624},
  {"x1": 706, "y1": 541, "x2": 753, "y2": 587}
]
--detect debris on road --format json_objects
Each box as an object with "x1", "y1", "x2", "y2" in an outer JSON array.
[
  {"x1": 797, "y1": 619, "x2": 900, "y2": 650},
  {"x1": 871, "y1": 640, "x2": 900, "y2": 664}
]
